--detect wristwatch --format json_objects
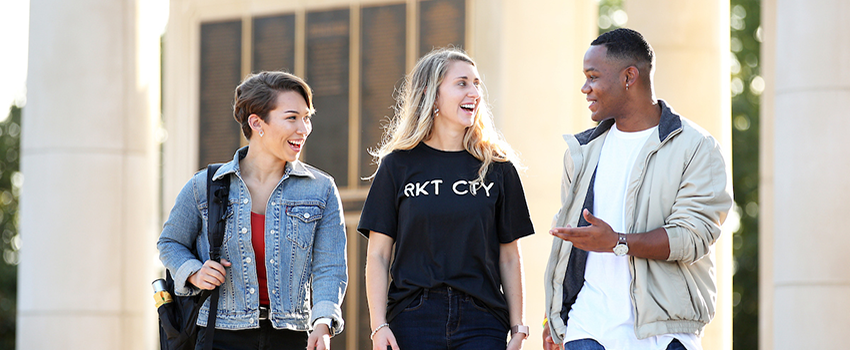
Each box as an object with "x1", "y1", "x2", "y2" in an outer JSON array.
[
  {"x1": 613, "y1": 233, "x2": 629, "y2": 256},
  {"x1": 511, "y1": 324, "x2": 529, "y2": 339}
]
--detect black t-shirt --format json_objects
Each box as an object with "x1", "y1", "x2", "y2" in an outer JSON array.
[{"x1": 358, "y1": 142, "x2": 535, "y2": 328}]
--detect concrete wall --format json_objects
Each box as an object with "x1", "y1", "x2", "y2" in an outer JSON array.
[
  {"x1": 760, "y1": 2, "x2": 775, "y2": 349},
  {"x1": 18, "y1": 0, "x2": 161, "y2": 349},
  {"x1": 761, "y1": 0, "x2": 850, "y2": 348}
]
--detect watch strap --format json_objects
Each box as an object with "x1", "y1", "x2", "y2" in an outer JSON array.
[{"x1": 511, "y1": 324, "x2": 529, "y2": 339}]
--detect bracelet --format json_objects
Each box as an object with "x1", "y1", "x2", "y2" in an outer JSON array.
[
  {"x1": 543, "y1": 318, "x2": 548, "y2": 327},
  {"x1": 370, "y1": 323, "x2": 390, "y2": 340}
]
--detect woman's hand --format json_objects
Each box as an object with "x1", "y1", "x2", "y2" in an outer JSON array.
[
  {"x1": 187, "y1": 259, "x2": 231, "y2": 290},
  {"x1": 507, "y1": 334, "x2": 525, "y2": 350},
  {"x1": 307, "y1": 323, "x2": 331, "y2": 350},
  {"x1": 371, "y1": 326, "x2": 399, "y2": 350}
]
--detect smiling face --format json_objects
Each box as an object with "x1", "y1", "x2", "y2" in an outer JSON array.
[
  {"x1": 434, "y1": 60, "x2": 482, "y2": 130},
  {"x1": 252, "y1": 90, "x2": 313, "y2": 163},
  {"x1": 581, "y1": 45, "x2": 628, "y2": 122}
]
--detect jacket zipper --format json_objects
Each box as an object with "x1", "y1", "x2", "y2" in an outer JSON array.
[{"x1": 628, "y1": 127, "x2": 681, "y2": 336}]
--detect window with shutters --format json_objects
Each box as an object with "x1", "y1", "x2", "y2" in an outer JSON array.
[{"x1": 198, "y1": 20, "x2": 243, "y2": 168}]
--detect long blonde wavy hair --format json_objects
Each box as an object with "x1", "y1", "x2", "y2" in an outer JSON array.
[{"x1": 369, "y1": 47, "x2": 519, "y2": 183}]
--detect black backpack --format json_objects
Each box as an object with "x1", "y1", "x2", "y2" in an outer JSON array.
[{"x1": 155, "y1": 164, "x2": 230, "y2": 350}]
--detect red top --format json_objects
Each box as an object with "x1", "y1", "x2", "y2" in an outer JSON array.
[{"x1": 250, "y1": 212, "x2": 270, "y2": 306}]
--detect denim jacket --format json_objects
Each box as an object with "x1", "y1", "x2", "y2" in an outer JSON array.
[{"x1": 157, "y1": 147, "x2": 348, "y2": 334}]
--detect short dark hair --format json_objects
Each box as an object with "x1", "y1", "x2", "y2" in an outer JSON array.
[
  {"x1": 591, "y1": 28, "x2": 654, "y2": 68},
  {"x1": 233, "y1": 71, "x2": 314, "y2": 139}
]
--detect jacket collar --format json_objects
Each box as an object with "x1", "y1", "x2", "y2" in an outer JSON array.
[
  {"x1": 212, "y1": 146, "x2": 314, "y2": 181},
  {"x1": 287, "y1": 160, "x2": 315, "y2": 178},
  {"x1": 573, "y1": 99, "x2": 683, "y2": 146},
  {"x1": 655, "y1": 100, "x2": 682, "y2": 143}
]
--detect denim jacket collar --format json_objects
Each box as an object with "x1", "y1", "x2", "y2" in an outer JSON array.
[{"x1": 213, "y1": 146, "x2": 315, "y2": 181}]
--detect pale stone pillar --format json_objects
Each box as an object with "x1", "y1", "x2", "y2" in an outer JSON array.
[
  {"x1": 472, "y1": 1, "x2": 597, "y2": 349},
  {"x1": 762, "y1": 0, "x2": 850, "y2": 348},
  {"x1": 625, "y1": 1, "x2": 732, "y2": 349},
  {"x1": 18, "y1": 1, "x2": 161, "y2": 349},
  {"x1": 759, "y1": 2, "x2": 776, "y2": 349}
]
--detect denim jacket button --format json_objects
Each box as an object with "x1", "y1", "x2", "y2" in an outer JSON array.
[
  {"x1": 270, "y1": 229, "x2": 276, "y2": 235},
  {"x1": 303, "y1": 213, "x2": 310, "y2": 219},
  {"x1": 249, "y1": 288, "x2": 255, "y2": 294},
  {"x1": 271, "y1": 290, "x2": 276, "y2": 294},
  {"x1": 269, "y1": 259, "x2": 275, "y2": 265},
  {"x1": 242, "y1": 198, "x2": 249, "y2": 204},
  {"x1": 245, "y1": 257, "x2": 252, "y2": 264},
  {"x1": 241, "y1": 227, "x2": 248, "y2": 234}
]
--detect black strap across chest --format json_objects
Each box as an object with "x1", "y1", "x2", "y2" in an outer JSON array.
[{"x1": 203, "y1": 164, "x2": 230, "y2": 350}]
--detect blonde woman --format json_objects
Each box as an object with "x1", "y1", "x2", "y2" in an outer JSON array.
[{"x1": 358, "y1": 48, "x2": 534, "y2": 350}]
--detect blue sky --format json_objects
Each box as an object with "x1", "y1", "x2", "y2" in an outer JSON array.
[{"x1": 0, "y1": 0, "x2": 29, "y2": 114}]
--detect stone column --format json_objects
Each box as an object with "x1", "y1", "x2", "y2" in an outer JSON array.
[
  {"x1": 18, "y1": 0, "x2": 161, "y2": 349},
  {"x1": 759, "y1": 1, "x2": 776, "y2": 349},
  {"x1": 762, "y1": 0, "x2": 850, "y2": 348},
  {"x1": 625, "y1": 1, "x2": 733, "y2": 349},
  {"x1": 472, "y1": 1, "x2": 597, "y2": 349}
]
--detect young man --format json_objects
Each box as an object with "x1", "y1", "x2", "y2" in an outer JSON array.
[{"x1": 542, "y1": 28, "x2": 732, "y2": 350}]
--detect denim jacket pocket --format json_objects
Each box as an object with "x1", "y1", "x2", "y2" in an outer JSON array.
[{"x1": 284, "y1": 200, "x2": 324, "y2": 250}]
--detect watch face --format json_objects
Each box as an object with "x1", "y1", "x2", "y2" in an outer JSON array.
[
  {"x1": 613, "y1": 243, "x2": 629, "y2": 256},
  {"x1": 516, "y1": 325, "x2": 529, "y2": 335}
]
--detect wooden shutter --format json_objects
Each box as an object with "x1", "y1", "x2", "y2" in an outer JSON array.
[
  {"x1": 199, "y1": 20, "x2": 243, "y2": 168},
  {"x1": 419, "y1": 0, "x2": 466, "y2": 56},
  {"x1": 305, "y1": 9, "x2": 351, "y2": 187},
  {"x1": 252, "y1": 14, "x2": 296, "y2": 73},
  {"x1": 360, "y1": 4, "x2": 406, "y2": 181}
]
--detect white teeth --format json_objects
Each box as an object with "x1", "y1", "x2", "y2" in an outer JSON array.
[
  {"x1": 288, "y1": 140, "x2": 304, "y2": 146},
  {"x1": 461, "y1": 103, "x2": 475, "y2": 109}
]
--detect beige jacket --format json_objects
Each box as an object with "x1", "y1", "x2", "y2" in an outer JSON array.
[{"x1": 543, "y1": 100, "x2": 732, "y2": 343}]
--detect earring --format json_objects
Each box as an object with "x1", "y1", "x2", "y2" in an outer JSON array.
[
  {"x1": 625, "y1": 83, "x2": 629, "y2": 91},
  {"x1": 259, "y1": 130, "x2": 264, "y2": 137},
  {"x1": 434, "y1": 108, "x2": 440, "y2": 116}
]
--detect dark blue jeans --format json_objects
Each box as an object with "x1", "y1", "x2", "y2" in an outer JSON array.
[
  {"x1": 564, "y1": 338, "x2": 687, "y2": 350},
  {"x1": 195, "y1": 320, "x2": 308, "y2": 350},
  {"x1": 390, "y1": 286, "x2": 509, "y2": 350}
]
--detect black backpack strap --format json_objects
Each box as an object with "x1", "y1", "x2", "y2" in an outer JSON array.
[
  {"x1": 206, "y1": 164, "x2": 229, "y2": 260},
  {"x1": 203, "y1": 164, "x2": 230, "y2": 350}
]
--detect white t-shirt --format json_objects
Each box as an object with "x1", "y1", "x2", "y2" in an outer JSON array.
[{"x1": 564, "y1": 124, "x2": 701, "y2": 350}]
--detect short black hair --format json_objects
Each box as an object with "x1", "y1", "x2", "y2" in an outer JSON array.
[{"x1": 591, "y1": 28, "x2": 654, "y2": 66}]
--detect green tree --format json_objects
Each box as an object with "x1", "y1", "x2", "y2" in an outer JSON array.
[
  {"x1": 0, "y1": 104, "x2": 21, "y2": 349},
  {"x1": 730, "y1": 0, "x2": 761, "y2": 349},
  {"x1": 599, "y1": 0, "x2": 626, "y2": 34}
]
